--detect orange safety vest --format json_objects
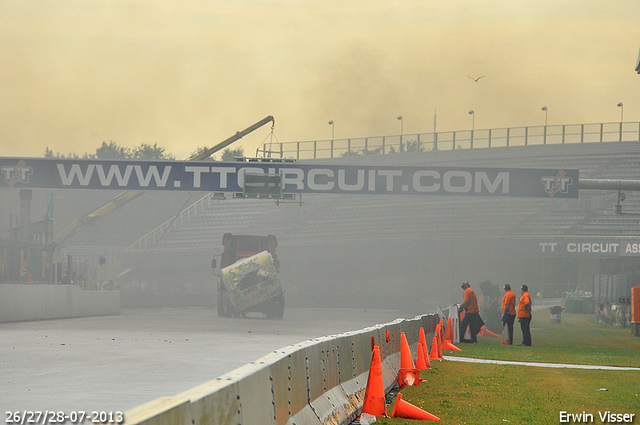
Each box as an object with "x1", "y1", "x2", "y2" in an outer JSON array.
[
  {"x1": 518, "y1": 291, "x2": 532, "y2": 318},
  {"x1": 502, "y1": 290, "x2": 516, "y2": 315},
  {"x1": 464, "y1": 287, "x2": 479, "y2": 313}
]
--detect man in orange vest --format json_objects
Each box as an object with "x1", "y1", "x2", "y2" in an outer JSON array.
[
  {"x1": 518, "y1": 285, "x2": 532, "y2": 346},
  {"x1": 501, "y1": 284, "x2": 516, "y2": 345},
  {"x1": 458, "y1": 281, "x2": 483, "y2": 343}
]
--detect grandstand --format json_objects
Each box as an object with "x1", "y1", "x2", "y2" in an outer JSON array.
[{"x1": 111, "y1": 140, "x2": 640, "y2": 313}]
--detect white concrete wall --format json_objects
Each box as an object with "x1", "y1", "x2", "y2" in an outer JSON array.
[
  {"x1": 0, "y1": 284, "x2": 120, "y2": 322},
  {"x1": 123, "y1": 312, "x2": 439, "y2": 425}
]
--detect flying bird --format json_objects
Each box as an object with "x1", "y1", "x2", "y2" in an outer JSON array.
[{"x1": 468, "y1": 75, "x2": 484, "y2": 82}]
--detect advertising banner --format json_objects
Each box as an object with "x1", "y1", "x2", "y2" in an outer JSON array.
[{"x1": 0, "y1": 157, "x2": 579, "y2": 198}]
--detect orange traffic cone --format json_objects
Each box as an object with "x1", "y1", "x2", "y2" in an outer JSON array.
[
  {"x1": 415, "y1": 342, "x2": 428, "y2": 370},
  {"x1": 436, "y1": 325, "x2": 444, "y2": 359},
  {"x1": 478, "y1": 326, "x2": 500, "y2": 337},
  {"x1": 419, "y1": 327, "x2": 431, "y2": 369},
  {"x1": 398, "y1": 332, "x2": 420, "y2": 388},
  {"x1": 442, "y1": 340, "x2": 461, "y2": 351},
  {"x1": 445, "y1": 317, "x2": 453, "y2": 342},
  {"x1": 361, "y1": 346, "x2": 386, "y2": 417},
  {"x1": 429, "y1": 332, "x2": 441, "y2": 361},
  {"x1": 442, "y1": 341, "x2": 462, "y2": 351},
  {"x1": 400, "y1": 332, "x2": 416, "y2": 369},
  {"x1": 391, "y1": 393, "x2": 440, "y2": 421},
  {"x1": 442, "y1": 317, "x2": 460, "y2": 351}
]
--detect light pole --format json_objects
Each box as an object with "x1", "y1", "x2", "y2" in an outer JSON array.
[
  {"x1": 397, "y1": 115, "x2": 403, "y2": 152},
  {"x1": 468, "y1": 110, "x2": 474, "y2": 148},
  {"x1": 541, "y1": 106, "x2": 548, "y2": 144},
  {"x1": 617, "y1": 103, "x2": 624, "y2": 141},
  {"x1": 617, "y1": 102, "x2": 624, "y2": 123},
  {"x1": 328, "y1": 120, "x2": 334, "y2": 157}
]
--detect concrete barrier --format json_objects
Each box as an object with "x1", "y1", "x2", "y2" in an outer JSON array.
[
  {"x1": 0, "y1": 284, "x2": 120, "y2": 322},
  {"x1": 123, "y1": 312, "x2": 439, "y2": 425}
]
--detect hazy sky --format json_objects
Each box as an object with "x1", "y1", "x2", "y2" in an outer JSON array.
[{"x1": 1, "y1": 0, "x2": 639, "y2": 159}]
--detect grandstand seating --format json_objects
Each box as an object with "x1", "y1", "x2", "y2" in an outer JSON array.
[{"x1": 125, "y1": 141, "x2": 640, "y2": 253}]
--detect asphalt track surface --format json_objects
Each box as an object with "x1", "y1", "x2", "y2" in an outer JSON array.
[{"x1": 0, "y1": 307, "x2": 405, "y2": 416}]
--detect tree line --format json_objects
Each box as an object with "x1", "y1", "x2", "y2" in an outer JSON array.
[{"x1": 44, "y1": 141, "x2": 244, "y2": 161}]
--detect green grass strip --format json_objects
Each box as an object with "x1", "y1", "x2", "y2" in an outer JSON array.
[
  {"x1": 375, "y1": 312, "x2": 640, "y2": 424},
  {"x1": 447, "y1": 311, "x2": 640, "y2": 367}
]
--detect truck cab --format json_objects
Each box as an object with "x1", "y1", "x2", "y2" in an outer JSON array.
[{"x1": 213, "y1": 233, "x2": 284, "y2": 318}]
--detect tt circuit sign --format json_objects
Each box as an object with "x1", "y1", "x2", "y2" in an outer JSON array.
[
  {"x1": 0, "y1": 158, "x2": 578, "y2": 198},
  {"x1": 538, "y1": 239, "x2": 640, "y2": 257}
]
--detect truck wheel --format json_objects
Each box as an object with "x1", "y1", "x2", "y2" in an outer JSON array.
[{"x1": 219, "y1": 296, "x2": 234, "y2": 317}]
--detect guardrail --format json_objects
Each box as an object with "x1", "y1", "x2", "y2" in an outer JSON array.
[
  {"x1": 123, "y1": 312, "x2": 440, "y2": 425},
  {"x1": 124, "y1": 193, "x2": 216, "y2": 252},
  {"x1": 257, "y1": 122, "x2": 640, "y2": 160}
]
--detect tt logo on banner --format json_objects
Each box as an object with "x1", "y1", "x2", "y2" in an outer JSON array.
[
  {"x1": 542, "y1": 170, "x2": 573, "y2": 197},
  {"x1": 1, "y1": 160, "x2": 33, "y2": 187}
]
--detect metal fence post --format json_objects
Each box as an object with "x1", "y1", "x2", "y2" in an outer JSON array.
[
  {"x1": 620, "y1": 122, "x2": 623, "y2": 142},
  {"x1": 600, "y1": 124, "x2": 604, "y2": 142}
]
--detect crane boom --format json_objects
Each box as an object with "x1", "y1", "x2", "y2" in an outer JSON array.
[
  {"x1": 188, "y1": 116, "x2": 274, "y2": 161},
  {"x1": 53, "y1": 116, "x2": 275, "y2": 246}
]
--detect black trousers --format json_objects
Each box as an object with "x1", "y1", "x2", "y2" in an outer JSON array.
[
  {"x1": 460, "y1": 312, "x2": 481, "y2": 342},
  {"x1": 519, "y1": 316, "x2": 532, "y2": 346},
  {"x1": 503, "y1": 314, "x2": 515, "y2": 345}
]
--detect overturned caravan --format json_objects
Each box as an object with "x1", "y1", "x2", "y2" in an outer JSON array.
[{"x1": 218, "y1": 250, "x2": 285, "y2": 319}]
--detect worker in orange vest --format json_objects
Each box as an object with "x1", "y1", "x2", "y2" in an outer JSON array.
[
  {"x1": 458, "y1": 281, "x2": 483, "y2": 343},
  {"x1": 501, "y1": 284, "x2": 516, "y2": 345},
  {"x1": 518, "y1": 285, "x2": 532, "y2": 346}
]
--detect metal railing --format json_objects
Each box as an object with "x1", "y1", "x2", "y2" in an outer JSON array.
[
  {"x1": 257, "y1": 121, "x2": 640, "y2": 160},
  {"x1": 124, "y1": 193, "x2": 218, "y2": 252}
]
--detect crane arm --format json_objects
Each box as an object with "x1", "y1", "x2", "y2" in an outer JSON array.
[
  {"x1": 52, "y1": 191, "x2": 144, "y2": 245},
  {"x1": 188, "y1": 116, "x2": 275, "y2": 161}
]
